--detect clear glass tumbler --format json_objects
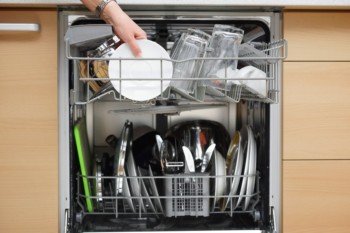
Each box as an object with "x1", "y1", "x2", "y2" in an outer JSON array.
[
  {"x1": 199, "y1": 24, "x2": 244, "y2": 90},
  {"x1": 170, "y1": 28, "x2": 211, "y2": 94}
]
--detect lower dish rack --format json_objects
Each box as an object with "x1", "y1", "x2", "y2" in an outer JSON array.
[{"x1": 76, "y1": 172, "x2": 260, "y2": 219}]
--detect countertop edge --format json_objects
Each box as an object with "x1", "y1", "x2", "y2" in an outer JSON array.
[{"x1": 0, "y1": 0, "x2": 350, "y2": 8}]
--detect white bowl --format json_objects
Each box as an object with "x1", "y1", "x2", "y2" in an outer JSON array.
[
  {"x1": 108, "y1": 39, "x2": 173, "y2": 101},
  {"x1": 236, "y1": 66, "x2": 267, "y2": 97}
]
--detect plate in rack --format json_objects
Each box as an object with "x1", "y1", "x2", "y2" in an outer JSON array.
[{"x1": 108, "y1": 39, "x2": 173, "y2": 101}]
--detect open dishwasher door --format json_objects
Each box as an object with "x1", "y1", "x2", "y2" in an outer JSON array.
[{"x1": 58, "y1": 6, "x2": 285, "y2": 233}]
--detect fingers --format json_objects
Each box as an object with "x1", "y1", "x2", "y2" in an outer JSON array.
[
  {"x1": 125, "y1": 27, "x2": 147, "y2": 58},
  {"x1": 135, "y1": 29, "x2": 147, "y2": 39},
  {"x1": 127, "y1": 38, "x2": 143, "y2": 58}
]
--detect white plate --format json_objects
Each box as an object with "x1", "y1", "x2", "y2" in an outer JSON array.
[
  {"x1": 148, "y1": 165, "x2": 164, "y2": 214},
  {"x1": 235, "y1": 125, "x2": 250, "y2": 209},
  {"x1": 220, "y1": 131, "x2": 244, "y2": 211},
  {"x1": 126, "y1": 151, "x2": 145, "y2": 212},
  {"x1": 136, "y1": 166, "x2": 156, "y2": 213},
  {"x1": 244, "y1": 126, "x2": 257, "y2": 210},
  {"x1": 122, "y1": 172, "x2": 135, "y2": 213},
  {"x1": 108, "y1": 39, "x2": 173, "y2": 101},
  {"x1": 211, "y1": 150, "x2": 226, "y2": 211}
]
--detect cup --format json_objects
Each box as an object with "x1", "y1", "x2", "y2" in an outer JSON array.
[
  {"x1": 199, "y1": 24, "x2": 244, "y2": 91},
  {"x1": 170, "y1": 28, "x2": 211, "y2": 94}
]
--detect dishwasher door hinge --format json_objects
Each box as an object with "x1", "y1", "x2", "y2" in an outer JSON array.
[
  {"x1": 269, "y1": 206, "x2": 277, "y2": 233},
  {"x1": 64, "y1": 209, "x2": 70, "y2": 233}
]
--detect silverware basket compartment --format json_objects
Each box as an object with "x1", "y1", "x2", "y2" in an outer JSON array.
[{"x1": 164, "y1": 173, "x2": 210, "y2": 217}]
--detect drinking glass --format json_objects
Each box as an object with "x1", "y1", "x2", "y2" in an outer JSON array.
[
  {"x1": 199, "y1": 24, "x2": 244, "y2": 90},
  {"x1": 170, "y1": 28, "x2": 211, "y2": 94}
]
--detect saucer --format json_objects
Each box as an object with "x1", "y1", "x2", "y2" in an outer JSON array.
[{"x1": 108, "y1": 39, "x2": 173, "y2": 101}]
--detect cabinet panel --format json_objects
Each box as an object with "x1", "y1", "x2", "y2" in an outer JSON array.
[
  {"x1": 283, "y1": 161, "x2": 350, "y2": 233},
  {"x1": 283, "y1": 62, "x2": 350, "y2": 160},
  {"x1": 284, "y1": 11, "x2": 350, "y2": 61},
  {"x1": 0, "y1": 10, "x2": 58, "y2": 233}
]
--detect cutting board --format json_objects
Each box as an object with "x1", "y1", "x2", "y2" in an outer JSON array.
[{"x1": 74, "y1": 118, "x2": 94, "y2": 213}]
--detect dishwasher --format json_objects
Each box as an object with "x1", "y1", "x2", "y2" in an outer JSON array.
[{"x1": 58, "y1": 5, "x2": 286, "y2": 233}]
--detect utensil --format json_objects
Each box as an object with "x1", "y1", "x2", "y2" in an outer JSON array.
[
  {"x1": 159, "y1": 139, "x2": 181, "y2": 174},
  {"x1": 182, "y1": 146, "x2": 196, "y2": 184},
  {"x1": 155, "y1": 135, "x2": 163, "y2": 153},
  {"x1": 182, "y1": 146, "x2": 195, "y2": 173},
  {"x1": 201, "y1": 143, "x2": 216, "y2": 173}
]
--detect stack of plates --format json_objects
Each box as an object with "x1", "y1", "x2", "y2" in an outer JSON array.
[
  {"x1": 114, "y1": 121, "x2": 163, "y2": 214},
  {"x1": 219, "y1": 125, "x2": 257, "y2": 211},
  {"x1": 124, "y1": 154, "x2": 164, "y2": 214}
]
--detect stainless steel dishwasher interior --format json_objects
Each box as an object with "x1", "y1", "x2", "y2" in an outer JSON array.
[{"x1": 59, "y1": 8, "x2": 283, "y2": 233}]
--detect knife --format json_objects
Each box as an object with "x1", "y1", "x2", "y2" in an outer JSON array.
[
  {"x1": 182, "y1": 146, "x2": 195, "y2": 173},
  {"x1": 201, "y1": 143, "x2": 216, "y2": 173}
]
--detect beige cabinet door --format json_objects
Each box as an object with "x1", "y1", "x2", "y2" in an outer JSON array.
[
  {"x1": 283, "y1": 161, "x2": 350, "y2": 233},
  {"x1": 283, "y1": 10, "x2": 350, "y2": 233},
  {"x1": 0, "y1": 9, "x2": 58, "y2": 233},
  {"x1": 284, "y1": 11, "x2": 350, "y2": 61},
  {"x1": 283, "y1": 62, "x2": 350, "y2": 160}
]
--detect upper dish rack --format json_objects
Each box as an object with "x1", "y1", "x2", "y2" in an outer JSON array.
[{"x1": 65, "y1": 25, "x2": 287, "y2": 107}]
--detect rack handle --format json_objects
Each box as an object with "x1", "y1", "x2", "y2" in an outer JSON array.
[{"x1": 0, "y1": 23, "x2": 40, "y2": 32}]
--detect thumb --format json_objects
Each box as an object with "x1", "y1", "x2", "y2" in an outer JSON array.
[{"x1": 127, "y1": 39, "x2": 142, "y2": 58}]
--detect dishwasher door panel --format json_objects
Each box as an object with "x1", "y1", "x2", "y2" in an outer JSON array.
[{"x1": 58, "y1": 8, "x2": 283, "y2": 233}]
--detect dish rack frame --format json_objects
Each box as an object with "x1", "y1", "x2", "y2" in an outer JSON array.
[
  {"x1": 65, "y1": 38, "x2": 287, "y2": 107},
  {"x1": 76, "y1": 172, "x2": 260, "y2": 219}
]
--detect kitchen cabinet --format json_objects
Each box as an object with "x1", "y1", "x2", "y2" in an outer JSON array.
[
  {"x1": 283, "y1": 62, "x2": 350, "y2": 160},
  {"x1": 283, "y1": 161, "x2": 350, "y2": 233},
  {"x1": 284, "y1": 11, "x2": 350, "y2": 61},
  {"x1": 0, "y1": 6, "x2": 349, "y2": 233},
  {"x1": 0, "y1": 9, "x2": 58, "y2": 233},
  {"x1": 283, "y1": 10, "x2": 350, "y2": 233}
]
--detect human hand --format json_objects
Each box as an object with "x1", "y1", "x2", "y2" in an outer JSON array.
[{"x1": 101, "y1": 2, "x2": 147, "y2": 57}]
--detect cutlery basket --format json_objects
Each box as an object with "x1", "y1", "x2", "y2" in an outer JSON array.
[{"x1": 164, "y1": 173, "x2": 210, "y2": 217}]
